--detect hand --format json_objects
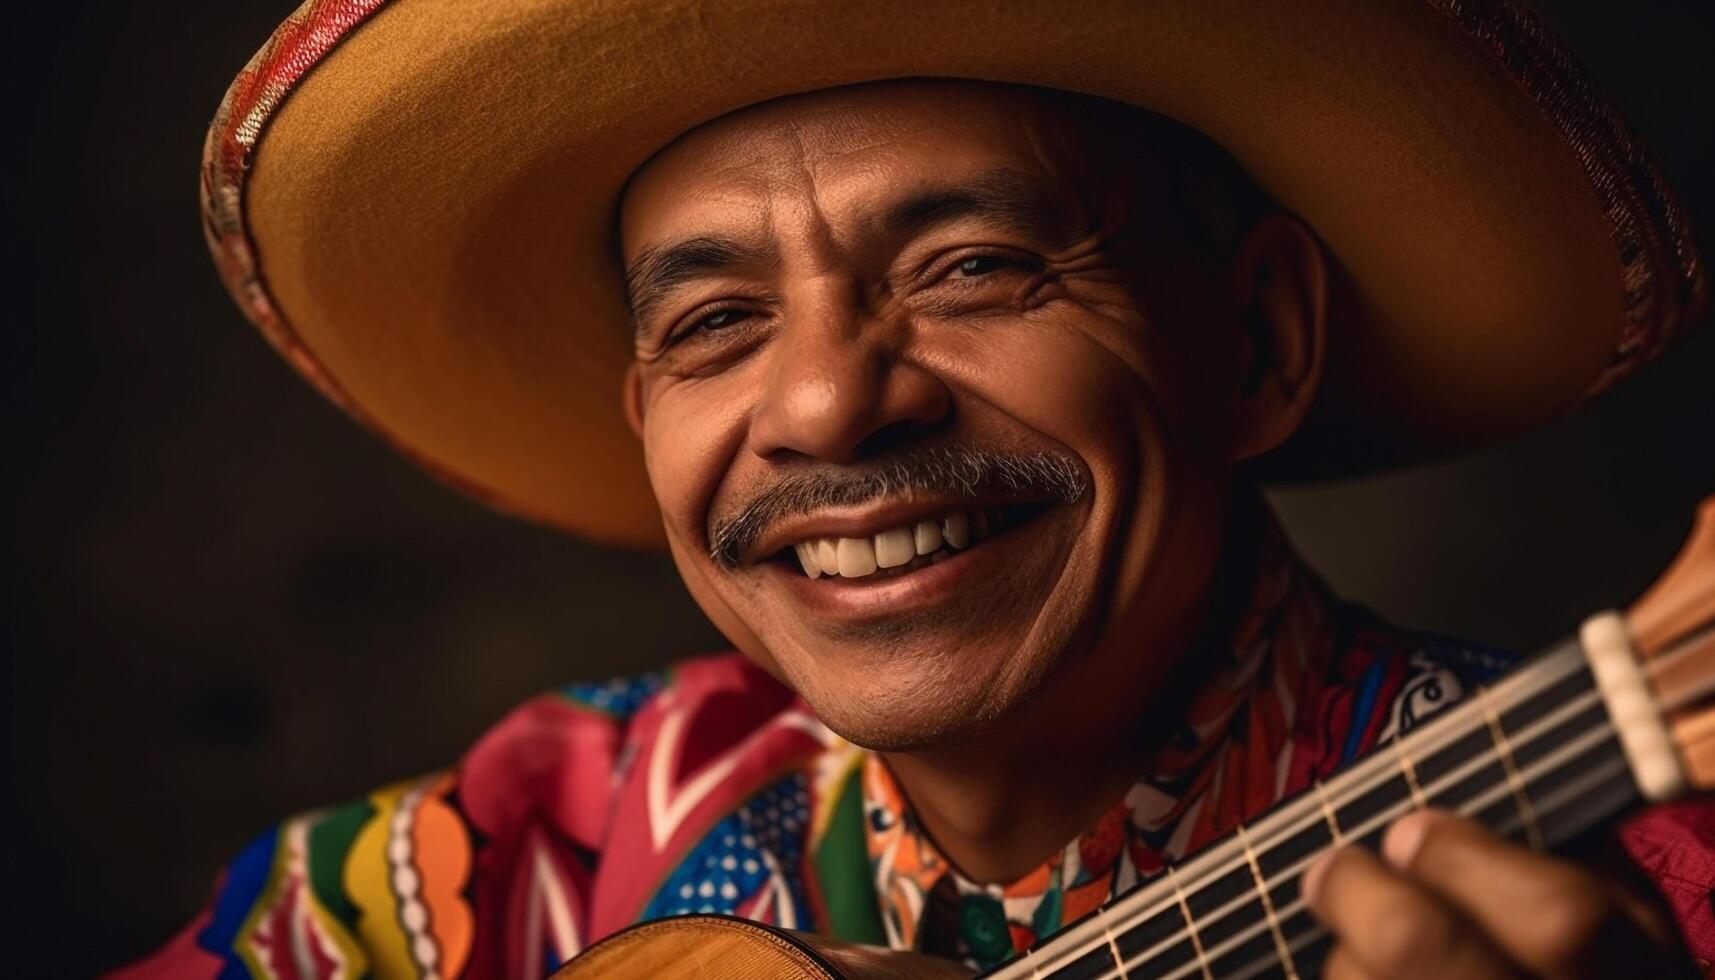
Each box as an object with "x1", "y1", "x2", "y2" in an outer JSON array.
[{"x1": 1301, "y1": 809, "x2": 1694, "y2": 979}]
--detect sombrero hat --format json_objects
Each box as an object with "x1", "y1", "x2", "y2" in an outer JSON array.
[{"x1": 202, "y1": 0, "x2": 1705, "y2": 548}]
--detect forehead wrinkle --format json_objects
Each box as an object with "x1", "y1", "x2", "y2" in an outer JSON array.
[
  {"x1": 778, "y1": 120, "x2": 858, "y2": 280},
  {"x1": 877, "y1": 165, "x2": 1080, "y2": 246}
]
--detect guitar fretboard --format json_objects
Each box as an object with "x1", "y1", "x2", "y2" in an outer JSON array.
[{"x1": 984, "y1": 638, "x2": 1636, "y2": 980}]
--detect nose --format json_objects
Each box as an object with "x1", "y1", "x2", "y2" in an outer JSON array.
[{"x1": 747, "y1": 299, "x2": 951, "y2": 464}]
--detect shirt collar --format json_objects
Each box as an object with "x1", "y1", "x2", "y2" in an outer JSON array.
[{"x1": 861, "y1": 505, "x2": 1340, "y2": 962}]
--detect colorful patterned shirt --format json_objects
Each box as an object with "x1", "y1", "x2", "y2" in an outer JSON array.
[{"x1": 116, "y1": 528, "x2": 1528, "y2": 979}]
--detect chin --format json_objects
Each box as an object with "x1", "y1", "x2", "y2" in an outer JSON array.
[
  {"x1": 768, "y1": 594, "x2": 1089, "y2": 752},
  {"x1": 789, "y1": 663, "x2": 1017, "y2": 753}
]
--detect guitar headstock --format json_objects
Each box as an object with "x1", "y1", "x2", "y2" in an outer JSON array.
[{"x1": 1625, "y1": 495, "x2": 1715, "y2": 792}]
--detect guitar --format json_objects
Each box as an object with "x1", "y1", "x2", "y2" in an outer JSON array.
[{"x1": 554, "y1": 497, "x2": 1715, "y2": 979}]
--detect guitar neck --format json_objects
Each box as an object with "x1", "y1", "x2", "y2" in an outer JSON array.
[{"x1": 987, "y1": 632, "x2": 1649, "y2": 980}]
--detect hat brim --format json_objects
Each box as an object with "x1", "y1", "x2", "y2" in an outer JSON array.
[{"x1": 204, "y1": 0, "x2": 1704, "y2": 547}]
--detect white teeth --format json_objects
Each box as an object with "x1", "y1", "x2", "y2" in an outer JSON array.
[
  {"x1": 913, "y1": 520, "x2": 943, "y2": 556},
  {"x1": 794, "y1": 510, "x2": 986, "y2": 578},
  {"x1": 836, "y1": 536, "x2": 878, "y2": 577},
  {"x1": 943, "y1": 512, "x2": 971, "y2": 549},
  {"x1": 875, "y1": 527, "x2": 914, "y2": 568},
  {"x1": 816, "y1": 538, "x2": 839, "y2": 576},
  {"x1": 795, "y1": 543, "x2": 821, "y2": 578}
]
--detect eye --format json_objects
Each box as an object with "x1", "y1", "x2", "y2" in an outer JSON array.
[
  {"x1": 908, "y1": 249, "x2": 1045, "y2": 316},
  {"x1": 952, "y1": 255, "x2": 1016, "y2": 278},
  {"x1": 656, "y1": 305, "x2": 758, "y2": 353},
  {"x1": 695, "y1": 308, "x2": 751, "y2": 332}
]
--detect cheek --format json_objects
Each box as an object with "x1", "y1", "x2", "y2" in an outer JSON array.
[
  {"x1": 999, "y1": 302, "x2": 1237, "y2": 491},
  {"x1": 937, "y1": 307, "x2": 1166, "y2": 487},
  {"x1": 640, "y1": 375, "x2": 750, "y2": 546},
  {"x1": 665, "y1": 536, "x2": 775, "y2": 673},
  {"x1": 640, "y1": 374, "x2": 774, "y2": 661},
  {"x1": 932, "y1": 305, "x2": 1229, "y2": 599}
]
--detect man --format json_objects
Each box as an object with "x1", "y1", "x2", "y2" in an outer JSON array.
[{"x1": 127, "y1": 0, "x2": 1709, "y2": 977}]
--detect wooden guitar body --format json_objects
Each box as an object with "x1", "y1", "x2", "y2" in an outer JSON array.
[{"x1": 551, "y1": 913, "x2": 971, "y2": 979}]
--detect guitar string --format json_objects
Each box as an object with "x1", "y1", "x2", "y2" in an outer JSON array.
[
  {"x1": 1191, "y1": 650, "x2": 1590, "y2": 876},
  {"x1": 1653, "y1": 635, "x2": 1715, "y2": 713},
  {"x1": 1026, "y1": 679, "x2": 1606, "y2": 979},
  {"x1": 1211, "y1": 751, "x2": 1634, "y2": 980},
  {"x1": 1203, "y1": 622, "x2": 1714, "y2": 980},
  {"x1": 1102, "y1": 718, "x2": 1622, "y2": 980},
  {"x1": 1664, "y1": 673, "x2": 1715, "y2": 714},
  {"x1": 1113, "y1": 691, "x2": 1609, "y2": 974},
  {"x1": 1643, "y1": 622, "x2": 1715, "y2": 685},
  {"x1": 1040, "y1": 680, "x2": 1601, "y2": 975},
  {"x1": 1144, "y1": 746, "x2": 1633, "y2": 980},
  {"x1": 1027, "y1": 625, "x2": 1710, "y2": 979}
]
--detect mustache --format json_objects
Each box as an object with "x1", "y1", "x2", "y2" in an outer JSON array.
[{"x1": 708, "y1": 445, "x2": 1088, "y2": 567}]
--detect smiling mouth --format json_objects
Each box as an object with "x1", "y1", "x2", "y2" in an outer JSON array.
[{"x1": 781, "y1": 502, "x2": 1049, "y2": 580}]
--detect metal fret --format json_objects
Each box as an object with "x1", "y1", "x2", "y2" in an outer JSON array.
[
  {"x1": 1099, "y1": 916, "x2": 1127, "y2": 980},
  {"x1": 1393, "y1": 741, "x2": 1427, "y2": 808},
  {"x1": 1234, "y1": 823, "x2": 1300, "y2": 980},
  {"x1": 1479, "y1": 687, "x2": 1547, "y2": 850},
  {"x1": 1165, "y1": 865, "x2": 1212, "y2": 980},
  {"x1": 1513, "y1": 750, "x2": 1634, "y2": 848},
  {"x1": 1310, "y1": 779, "x2": 1343, "y2": 844}
]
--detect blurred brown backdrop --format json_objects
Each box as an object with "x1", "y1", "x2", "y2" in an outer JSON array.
[{"x1": 4, "y1": 0, "x2": 1712, "y2": 974}]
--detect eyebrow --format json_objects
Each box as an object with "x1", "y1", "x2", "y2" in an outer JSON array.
[
  {"x1": 623, "y1": 169, "x2": 1072, "y2": 336},
  {"x1": 625, "y1": 235, "x2": 770, "y2": 332},
  {"x1": 879, "y1": 167, "x2": 1074, "y2": 243}
]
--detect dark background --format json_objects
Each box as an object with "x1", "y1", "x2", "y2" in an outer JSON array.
[{"x1": 5, "y1": 1, "x2": 1712, "y2": 974}]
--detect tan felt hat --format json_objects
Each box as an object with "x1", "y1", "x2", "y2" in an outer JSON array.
[{"x1": 203, "y1": 0, "x2": 1705, "y2": 548}]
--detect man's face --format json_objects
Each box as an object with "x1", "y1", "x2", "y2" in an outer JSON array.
[{"x1": 619, "y1": 81, "x2": 1268, "y2": 750}]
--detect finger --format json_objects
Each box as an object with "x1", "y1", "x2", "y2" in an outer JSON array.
[
  {"x1": 1302, "y1": 844, "x2": 1517, "y2": 980},
  {"x1": 1380, "y1": 810, "x2": 1687, "y2": 978}
]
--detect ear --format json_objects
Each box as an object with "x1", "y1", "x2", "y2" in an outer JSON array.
[
  {"x1": 1228, "y1": 212, "x2": 1327, "y2": 462},
  {"x1": 622, "y1": 362, "x2": 647, "y2": 439}
]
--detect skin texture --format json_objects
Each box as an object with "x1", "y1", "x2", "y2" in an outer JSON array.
[
  {"x1": 619, "y1": 80, "x2": 1325, "y2": 877},
  {"x1": 616, "y1": 80, "x2": 1689, "y2": 971}
]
